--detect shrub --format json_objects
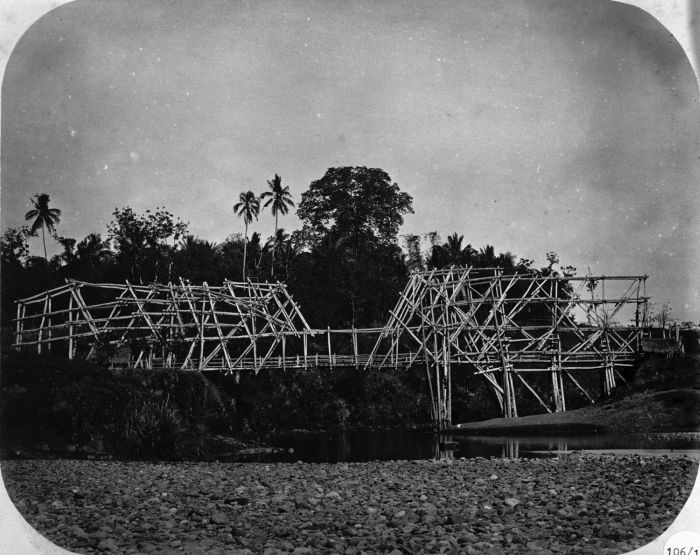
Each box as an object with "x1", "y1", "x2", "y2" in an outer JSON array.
[{"x1": 117, "y1": 395, "x2": 181, "y2": 457}]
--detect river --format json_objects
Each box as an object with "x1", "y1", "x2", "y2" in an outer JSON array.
[{"x1": 258, "y1": 429, "x2": 700, "y2": 463}]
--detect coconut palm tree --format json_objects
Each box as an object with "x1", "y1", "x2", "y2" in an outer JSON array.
[
  {"x1": 24, "y1": 193, "x2": 61, "y2": 260},
  {"x1": 260, "y1": 174, "x2": 294, "y2": 276},
  {"x1": 233, "y1": 191, "x2": 260, "y2": 281}
]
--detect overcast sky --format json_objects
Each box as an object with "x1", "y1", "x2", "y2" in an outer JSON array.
[{"x1": 2, "y1": 0, "x2": 699, "y2": 321}]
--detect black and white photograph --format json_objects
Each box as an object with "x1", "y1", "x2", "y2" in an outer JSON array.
[{"x1": 1, "y1": 0, "x2": 699, "y2": 553}]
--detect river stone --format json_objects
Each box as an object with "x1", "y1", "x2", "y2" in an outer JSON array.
[
  {"x1": 211, "y1": 512, "x2": 230, "y2": 524},
  {"x1": 446, "y1": 513, "x2": 467, "y2": 524},
  {"x1": 97, "y1": 538, "x2": 119, "y2": 552}
]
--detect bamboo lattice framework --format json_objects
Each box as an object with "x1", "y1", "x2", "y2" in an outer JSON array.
[
  {"x1": 13, "y1": 267, "x2": 649, "y2": 427},
  {"x1": 12, "y1": 278, "x2": 393, "y2": 374},
  {"x1": 366, "y1": 266, "x2": 649, "y2": 427}
]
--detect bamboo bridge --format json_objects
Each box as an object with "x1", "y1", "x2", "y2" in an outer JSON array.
[{"x1": 13, "y1": 267, "x2": 650, "y2": 429}]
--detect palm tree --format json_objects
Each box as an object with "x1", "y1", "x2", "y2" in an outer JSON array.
[
  {"x1": 76, "y1": 233, "x2": 112, "y2": 266},
  {"x1": 233, "y1": 191, "x2": 260, "y2": 281},
  {"x1": 260, "y1": 174, "x2": 294, "y2": 276},
  {"x1": 265, "y1": 227, "x2": 290, "y2": 252},
  {"x1": 478, "y1": 244, "x2": 496, "y2": 267},
  {"x1": 445, "y1": 233, "x2": 464, "y2": 259},
  {"x1": 248, "y1": 232, "x2": 264, "y2": 271},
  {"x1": 24, "y1": 193, "x2": 61, "y2": 260}
]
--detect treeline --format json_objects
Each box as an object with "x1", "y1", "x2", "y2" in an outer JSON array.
[{"x1": 2, "y1": 166, "x2": 574, "y2": 339}]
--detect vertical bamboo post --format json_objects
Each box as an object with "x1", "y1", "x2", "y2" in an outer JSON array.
[
  {"x1": 390, "y1": 330, "x2": 395, "y2": 366},
  {"x1": 15, "y1": 302, "x2": 23, "y2": 350},
  {"x1": 37, "y1": 295, "x2": 49, "y2": 354},
  {"x1": 68, "y1": 294, "x2": 74, "y2": 360},
  {"x1": 601, "y1": 332, "x2": 615, "y2": 396},
  {"x1": 442, "y1": 330, "x2": 451, "y2": 429},
  {"x1": 550, "y1": 280, "x2": 564, "y2": 412},
  {"x1": 252, "y1": 315, "x2": 258, "y2": 369},
  {"x1": 198, "y1": 294, "x2": 206, "y2": 370},
  {"x1": 421, "y1": 311, "x2": 436, "y2": 425},
  {"x1": 303, "y1": 331, "x2": 308, "y2": 367},
  {"x1": 327, "y1": 326, "x2": 332, "y2": 368},
  {"x1": 352, "y1": 327, "x2": 358, "y2": 369},
  {"x1": 282, "y1": 334, "x2": 287, "y2": 370},
  {"x1": 47, "y1": 296, "x2": 52, "y2": 353},
  {"x1": 395, "y1": 332, "x2": 400, "y2": 370}
]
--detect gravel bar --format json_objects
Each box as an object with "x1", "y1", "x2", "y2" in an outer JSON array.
[{"x1": 2, "y1": 454, "x2": 698, "y2": 554}]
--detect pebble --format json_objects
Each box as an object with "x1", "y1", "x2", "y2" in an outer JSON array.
[{"x1": 1, "y1": 454, "x2": 696, "y2": 554}]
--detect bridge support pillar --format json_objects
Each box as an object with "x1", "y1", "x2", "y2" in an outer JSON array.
[
  {"x1": 550, "y1": 336, "x2": 565, "y2": 412},
  {"x1": 427, "y1": 331, "x2": 452, "y2": 431},
  {"x1": 602, "y1": 356, "x2": 616, "y2": 396},
  {"x1": 427, "y1": 360, "x2": 452, "y2": 431}
]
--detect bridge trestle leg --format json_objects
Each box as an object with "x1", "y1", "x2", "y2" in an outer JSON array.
[
  {"x1": 602, "y1": 357, "x2": 616, "y2": 396},
  {"x1": 427, "y1": 359, "x2": 452, "y2": 431}
]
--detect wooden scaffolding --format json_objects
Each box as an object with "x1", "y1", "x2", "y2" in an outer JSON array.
[
  {"x1": 365, "y1": 267, "x2": 649, "y2": 429},
  {"x1": 13, "y1": 268, "x2": 649, "y2": 429},
  {"x1": 13, "y1": 278, "x2": 313, "y2": 375}
]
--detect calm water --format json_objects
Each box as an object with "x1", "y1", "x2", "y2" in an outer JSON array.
[{"x1": 260, "y1": 429, "x2": 700, "y2": 463}]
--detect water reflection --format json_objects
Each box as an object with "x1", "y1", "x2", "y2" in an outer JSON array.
[
  {"x1": 264, "y1": 429, "x2": 700, "y2": 464},
  {"x1": 434, "y1": 435, "x2": 456, "y2": 460}
]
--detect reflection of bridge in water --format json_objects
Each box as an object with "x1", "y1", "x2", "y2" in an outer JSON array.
[{"x1": 14, "y1": 267, "x2": 649, "y2": 429}]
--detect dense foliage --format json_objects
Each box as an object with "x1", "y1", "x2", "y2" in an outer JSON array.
[
  {"x1": 3, "y1": 166, "x2": 565, "y2": 337},
  {"x1": 0, "y1": 352, "x2": 432, "y2": 459},
  {"x1": 1, "y1": 166, "x2": 584, "y2": 442}
]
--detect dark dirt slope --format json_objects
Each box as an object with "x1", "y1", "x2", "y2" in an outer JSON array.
[{"x1": 454, "y1": 355, "x2": 700, "y2": 434}]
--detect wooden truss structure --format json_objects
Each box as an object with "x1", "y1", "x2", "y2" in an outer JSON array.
[
  {"x1": 366, "y1": 267, "x2": 649, "y2": 428},
  {"x1": 13, "y1": 278, "x2": 394, "y2": 373},
  {"x1": 13, "y1": 267, "x2": 649, "y2": 429},
  {"x1": 13, "y1": 279, "x2": 316, "y2": 374}
]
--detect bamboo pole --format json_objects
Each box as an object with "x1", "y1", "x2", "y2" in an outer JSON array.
[
  {"x1": 303, "y1": 331, "x2": 308, "y2": 367},
  {"x1": 199, "y1": 294, "x2": 206, "y2": 371},
  {"x1": 15, "y1": 302, "x2": 23, "y2": 349},
  {"x1": 68, "y1": 294, "x2": 74, "y2": 360},
  {"x1": 352, "y1": 327, "x2": 358, "y2": 369},
  {"x1": 327, "y1": 326, "x2": 332, "y2": 368},
  {"x1": 37, "y1": 296, "x2": 48, "y2": 354},
  {"x1": 47, "y1": 296, "x2": 52, "y2": 352}
]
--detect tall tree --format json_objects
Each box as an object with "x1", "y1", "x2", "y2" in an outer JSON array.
[
  {"x1": 260, "y1": 174, "x2": 294, "y2": 276},
  {"x1": 297, "y1": 166, "x2": 413, "y2": 253},
  {"x1": 296, "y1": 167, "x2": 413, "y2": 327},
  {"x1": 233, "y1": 191, "x2": 260, "y2": 281},
  {"x1": 107, "y1": 207, "x2": 188, "y2": 283},
  {"x1": 24, "y1": 194, "x2": 61, "y2": 260}
]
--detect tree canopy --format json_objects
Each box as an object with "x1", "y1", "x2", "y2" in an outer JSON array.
[
  {"x1": 2, "y1": 174, "x2": 588, "y2": 341},
  {"x1": 107, "y1": 207, "x2": 188, "y2": 284},
  {"x1": 297, "y1": 166, "x2": 413, "y2": 248}
]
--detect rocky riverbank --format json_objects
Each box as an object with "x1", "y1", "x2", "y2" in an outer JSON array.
[{"x1": 2, "y1": 454, "x2": 697, "y2": 554}]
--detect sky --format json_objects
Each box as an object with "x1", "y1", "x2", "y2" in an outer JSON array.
[{"x1": 1, "y1": 0, "x2": 700, "y2": 322}]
